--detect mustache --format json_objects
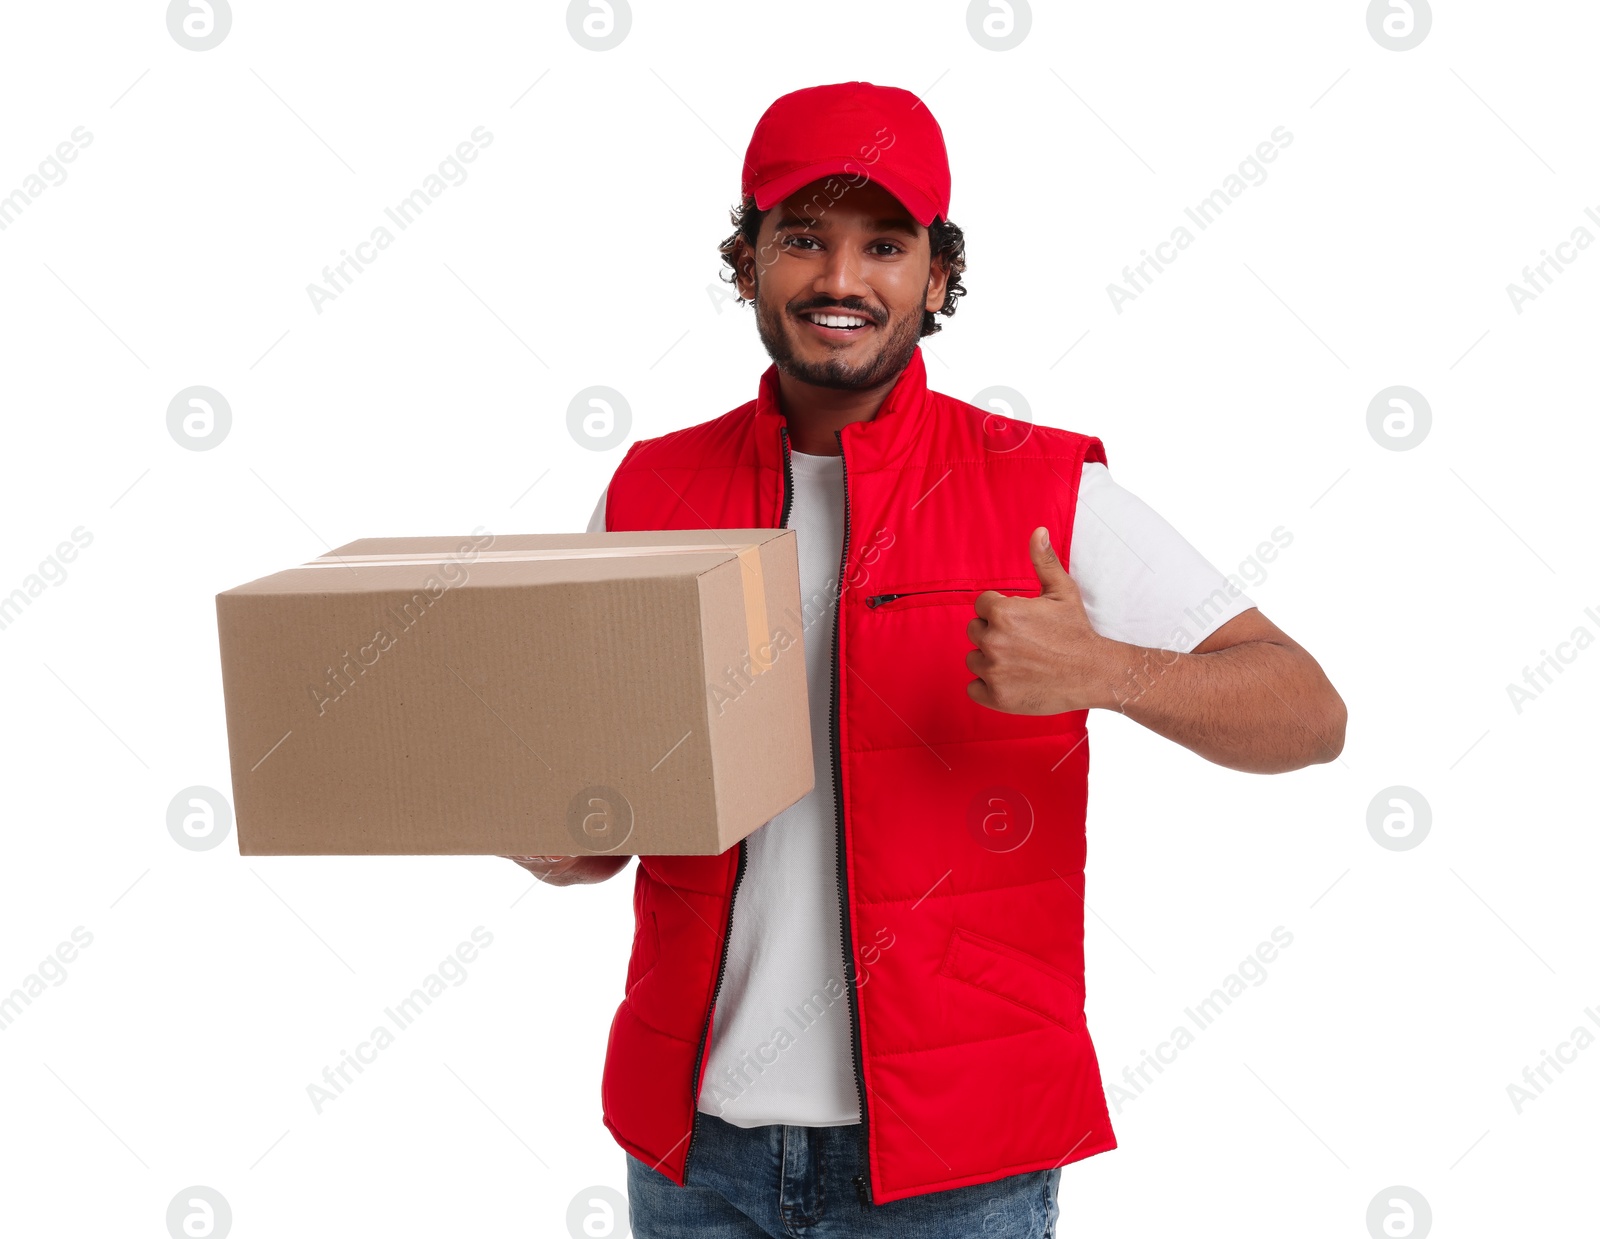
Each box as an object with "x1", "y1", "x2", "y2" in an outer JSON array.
[{"x1": 791, "y1": 299, "x2": 885, "y2": 325}]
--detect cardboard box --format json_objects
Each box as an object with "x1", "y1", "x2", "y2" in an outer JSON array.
[{"x1": 215, "y1": 529, "x2": 812, "y2": 855}]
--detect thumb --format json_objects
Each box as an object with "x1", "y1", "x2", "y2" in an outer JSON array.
[{"x1": 1029, "y1": 526, "x2": 1071, "y2": 597}]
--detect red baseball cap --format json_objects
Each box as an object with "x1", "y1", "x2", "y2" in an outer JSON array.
[{"x1": 740, "y1": 81, "x2": 951, "y2": 227}]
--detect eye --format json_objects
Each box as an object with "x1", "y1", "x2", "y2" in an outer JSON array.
[
  {"x1": 781, "y1": 234, "x2": 820, "y2": 250},
  {"x1": 871, "y1": 242, "x2": 905, "y2": 256}
]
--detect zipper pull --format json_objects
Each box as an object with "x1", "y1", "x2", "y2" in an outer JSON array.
[
  {"x1": 853, "y1": 1173, "x2": 871, "y2": 1205},
  {"x1": 864, "y1": 594, "x2": 900, "y2": 609}
]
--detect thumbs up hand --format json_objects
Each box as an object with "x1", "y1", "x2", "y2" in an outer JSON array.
[{"x1": 966, "y1": 527, "x2": 1115, "y2": 715}]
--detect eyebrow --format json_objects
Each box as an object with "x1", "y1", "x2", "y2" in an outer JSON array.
[{"x1": 773, "y1": 214, "x2": 919, "y2": 237}]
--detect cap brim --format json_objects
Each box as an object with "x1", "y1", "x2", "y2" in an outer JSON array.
[{"x1": 751, "y1": 160, "x2": 940, "y2": 227}]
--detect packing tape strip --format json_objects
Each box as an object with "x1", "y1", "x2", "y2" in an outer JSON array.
[
  {"x1": 296, "y1": 542, "x2": 775, "y2": 678},
  {"x1": 295, "y1": 544, "x2": 761, "y2": 568},
  {"x1": 737, "y1": 544, "x2": 772, "y2": 675}
]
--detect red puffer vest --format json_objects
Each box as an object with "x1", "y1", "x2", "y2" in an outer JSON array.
[{"x1": 599, "y1": 347, "x2": 1117, "y2": 1205}]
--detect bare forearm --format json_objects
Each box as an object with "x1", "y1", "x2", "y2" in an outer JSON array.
[{"x1": 1095, "y1": 638, "x2": 1346, "y2": 773}]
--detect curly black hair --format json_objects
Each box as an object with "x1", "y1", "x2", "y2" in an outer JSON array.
[{"x1": 717, "y1": 197, "x2": 967, "y2": 337}]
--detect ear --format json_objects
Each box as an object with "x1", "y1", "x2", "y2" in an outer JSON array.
[
  {"x1": 924, "y1": 238, "x2": 950, "y2": 313},
  {"x1": 733, "y1": 237, "x2": 759, "y2": 301}
]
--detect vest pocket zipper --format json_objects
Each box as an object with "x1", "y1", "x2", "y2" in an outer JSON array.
[
  {"x1": 865, "y1": 589, "x2": 963, "y2": 608},
  {"x1": 865, "y1": 584, "x2": 1036, "y2": 609}
]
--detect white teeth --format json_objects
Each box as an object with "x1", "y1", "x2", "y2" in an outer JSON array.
[{"x1": 806, "y1": 312, "x2": 869, "y2": 328}]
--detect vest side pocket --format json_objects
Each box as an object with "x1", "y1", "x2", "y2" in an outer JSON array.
[
  {"x1": 626, "y1": 906, "x2": 660, "y2": 999},
  {"x1": 937, "y1": 926, "x2": 1085, "y2": 1032}
]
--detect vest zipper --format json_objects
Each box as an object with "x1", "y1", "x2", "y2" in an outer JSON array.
[
  {"x1": 681, "y1": 425, "x2": 791, "y2": 1186},
  {"x1": 832, "y1": 427, "x2": 874, "y2": 1207},
  {"x1": 681, "y1": 836, "x2": 747, "y2": 1185},
  {"x1": 778, "y1": 425, "x2": 794, "y2": 527}
]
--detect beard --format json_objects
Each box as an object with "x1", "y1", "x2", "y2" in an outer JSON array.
[{"x1": 752, "y1": 277, "x2": 927, "y2": 391}]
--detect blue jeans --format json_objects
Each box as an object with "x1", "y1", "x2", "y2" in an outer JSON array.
[{"x1": 626, "y1": 1110, "x2": 1062, "y2": 1237}]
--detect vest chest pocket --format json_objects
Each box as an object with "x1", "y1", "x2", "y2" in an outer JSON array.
[{"x1": 847, "y1": 576, "x2": 1081, "y2": 747}]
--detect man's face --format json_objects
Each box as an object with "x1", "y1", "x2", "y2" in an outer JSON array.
[{"x1": 736, "y1": 178, "x2": 949, "y2": 391}]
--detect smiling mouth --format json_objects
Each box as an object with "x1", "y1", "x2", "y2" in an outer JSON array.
[{"x1": 798, "y1": 308, "x2": 876, "y2": 338}]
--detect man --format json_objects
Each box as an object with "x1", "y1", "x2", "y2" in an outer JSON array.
[{"x1": 511, "y1": 81, "x2": 1345, "y2": 1236}]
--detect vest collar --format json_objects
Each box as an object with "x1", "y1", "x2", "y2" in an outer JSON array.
[{"x1": 753, "y1": 346, "x2": 932, "y2": 465}]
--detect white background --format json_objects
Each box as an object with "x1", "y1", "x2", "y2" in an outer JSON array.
[{"x1": 1, "y1": 1, "x2": 1595, "y2": 1235}]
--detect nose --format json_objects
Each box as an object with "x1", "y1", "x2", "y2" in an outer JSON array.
[{"x1": 811, "y1": 244, "x2": 871, "y2": 305}]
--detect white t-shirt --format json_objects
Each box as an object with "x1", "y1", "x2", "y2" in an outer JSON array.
[{"x1": 586, "y1": 455, "x2": 1254, "y2": 1128}]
